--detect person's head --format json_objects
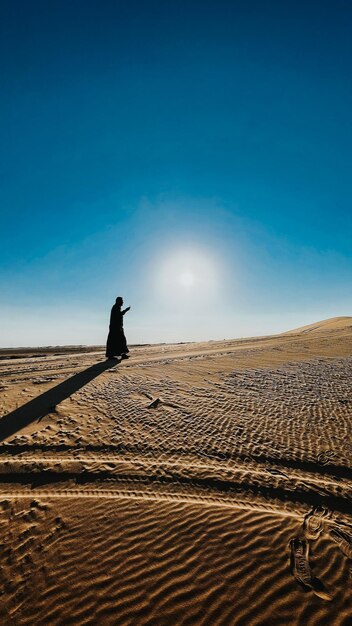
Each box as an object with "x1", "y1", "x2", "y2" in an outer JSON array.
[{"x1": 115, "y1": 296, "x2": 123, "y2": 307}]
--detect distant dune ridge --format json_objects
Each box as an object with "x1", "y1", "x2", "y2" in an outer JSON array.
[
  {"x1": 0, "y1": 317, "x2": 351, "y2": 625},
  {"x1": 284, "y1": 315, "x2": 352, "y2": 335}
]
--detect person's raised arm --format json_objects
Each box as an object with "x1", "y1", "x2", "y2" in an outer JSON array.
[{"x1": 122, "y1": 306, "x2": 131, "y2": 315}]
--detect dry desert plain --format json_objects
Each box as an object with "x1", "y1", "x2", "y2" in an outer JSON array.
[{"x1": 0, "y1": 317, "x2": 351, "y2": 625}]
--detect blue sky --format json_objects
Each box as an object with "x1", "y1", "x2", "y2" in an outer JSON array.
[{"x1": 1, "y1": 0, "x2": 351, "y2": 346}]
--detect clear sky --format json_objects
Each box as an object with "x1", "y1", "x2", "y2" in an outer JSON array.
[{"x1": 1, "y1": 0, "x2": 351, "y2": 347}]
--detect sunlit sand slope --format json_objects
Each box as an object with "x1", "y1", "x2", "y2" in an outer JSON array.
[
  {"x1": 284, "y1": 316, "x2": 352, "y2": 334},
  {"x1": 0, "y1": 319, "x2": 351, "y2": 625}
]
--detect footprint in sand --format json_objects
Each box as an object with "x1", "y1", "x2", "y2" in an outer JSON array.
[
  {"x1": 330, "y1": 526, "x2": 352, "y2": 560},
  {"x1": 303, "y1": 509, "x2": 326, "y2": 541},
  {"x1": 289, "y1": 538, "x2": 331, "y2": 601}
]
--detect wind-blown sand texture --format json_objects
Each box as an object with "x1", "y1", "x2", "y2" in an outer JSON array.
[{"x1": 0, "y1": 317, "x2": 351, "y2": 625}]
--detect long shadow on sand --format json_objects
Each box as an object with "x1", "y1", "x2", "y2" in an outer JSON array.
[{"x1": 0, "y1": 359, "x2": 117, "y2": 442}]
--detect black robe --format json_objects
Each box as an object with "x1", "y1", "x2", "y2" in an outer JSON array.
[{"x1": 105, "y1": 304, "x2": 129, "y2": 357}]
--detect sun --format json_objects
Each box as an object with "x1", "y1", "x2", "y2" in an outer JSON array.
[
  {"x1": 154, "y1": 246, "x2": 220, "y2": 308},
  {"x1": 179, "y1": 271, "x2": 195, "y2": 288}
]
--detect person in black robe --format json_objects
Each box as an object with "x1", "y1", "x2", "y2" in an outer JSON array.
[{"x1": 106, "y1": 296, "x2": 131, "y2": 359}]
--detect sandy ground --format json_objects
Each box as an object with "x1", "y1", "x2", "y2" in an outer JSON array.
[{"x1": 0, "y1": 317, "x2": 351, "y2": 625}]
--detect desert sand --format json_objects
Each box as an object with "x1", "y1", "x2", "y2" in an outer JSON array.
[{"x1": 0, "y1": 317, "x2": 351, "y2": 625}]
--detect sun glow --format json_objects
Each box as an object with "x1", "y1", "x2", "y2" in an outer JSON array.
[
  {"x1": 179, "y1": 271, "x2": 195, "y2": 288},
  {"x1": 154, "y1": 246, "x2": 221, "y2": 308}
]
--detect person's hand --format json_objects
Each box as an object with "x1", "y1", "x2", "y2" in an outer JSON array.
[{"x1": 125, "y1": 306, "x2": 131, "y2": 312}]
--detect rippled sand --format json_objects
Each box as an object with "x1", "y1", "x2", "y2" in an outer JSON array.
[{"x1": 0, "y1": 317, "x2": 351, "y2": 625}]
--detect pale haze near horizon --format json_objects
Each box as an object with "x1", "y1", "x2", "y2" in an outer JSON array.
[{"x1": 2, "y1": 199, "x2": 350, "y2": 347}]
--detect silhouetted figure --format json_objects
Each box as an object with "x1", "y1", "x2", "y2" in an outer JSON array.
[{"x1": 106, "y1": 296, "x2": 131, "y2": 360}]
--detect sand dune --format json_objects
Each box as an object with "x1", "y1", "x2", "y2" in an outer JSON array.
[
  {"x1": 0, "y1": 319, "x2": 351, "y2": 624},
  {"x1": 284, "y1": 316, "x2": 352, "y2": 335}
]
